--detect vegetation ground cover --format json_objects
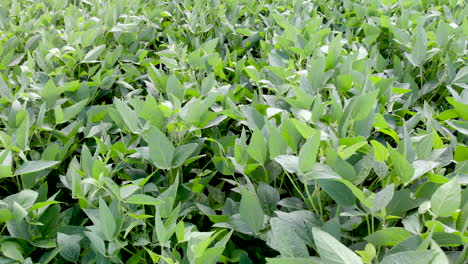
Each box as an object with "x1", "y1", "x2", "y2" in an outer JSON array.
[{"x1": 0, "y1": 0, "x2": 467, "y2": 263}]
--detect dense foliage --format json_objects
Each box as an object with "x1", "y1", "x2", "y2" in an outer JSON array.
[{"x1": 0, "y1": 0, "x2": 467, "y2": 263}]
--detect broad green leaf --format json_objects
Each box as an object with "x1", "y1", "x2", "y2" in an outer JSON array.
[
  {"x1": 99, "y1": 198, "x2": 116, "y2": 241},
  {"x1": 299, "y1": 131, "x2": 320, "y2": 173},
  {"x1": 372, "y1": 184, "x2": 394, "y2": 212},
  {"x1": 365, "y1": 227, "x2": 412, "y2": 246},
  {"x1": 125, "y1": 194, "x2": 162, "y2": 205},
  {"x1": 338, "y1": 179, "x2": 372, "y2": 208},
  {"x1": 82, "y1": 44, "x2": 106, "y2": 62},
  {"x1": 388, "y1": 147, "x2": 414, "y2": 184},
  {"x1": 167, "y1": 74, "x2": 184, "y2": 102},
  {"x1": 270, "y1": 218, "x2": 309, "y2": 258},
  {"x1": 84, "y1": 231, "x2": 106, "y2": 256},
  {"x1": 247, "y1": 128, "x2": 267, "y2": 164},
  {"x1": 240, "y1": 188, "x2": 264, "y2": 234},
  {"x1": 266, "y1": 258, "x2": 320, "y2": 264},
  {"x1": 430, "y1": 178, "x2": 461, "y2": 217},
  {"x1": 380, "y1": 250, "x2": 438, "y2": 264},
  {"x1": 301, "y1": 164, "x2": 341, "y2": 184},
  {"x1": 115, "y1": 99, "x2": 140, "y2": 133},
  {"x1": 1, "y1": 242, "x2": 23, "y2": 261},
  {"x1": 14, "y1": 161, "x2": 60, "y2": 175},
  {"x1": 313, "y1": 227, "x2": 363, "y2": 264},
  {"x1": 317, "y1": 179, "x2": 355, "y2": 207},
  {"x1": 172, "y1": 143, "x2": 198, "y2": 168},
  {"x1": 409, "y1": 26, "x2": 427, "y2": 67},
  {"x1": 351, "y1": 90, "x2": 378, "y2": 121},
  {"x1": 57, "y1": 232, "x2": 81, "y2": 262},
  {"x1": 142, "y1": 126, "x2": 174, "y2": 169},
  {"x1": 257, "y1": 182, "x2": 280, "y2": 216},
  {"x1": 274, "y1": 155, "x2": 299, "y2": 173}
]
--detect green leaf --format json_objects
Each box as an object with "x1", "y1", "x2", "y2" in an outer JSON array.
[
  {"x1": 99, "y1": 198, "x2": 116, "y2": 241},
  {"x1": 257, "y1": 182, "x2": 280, "y2": 216},
  {"x1": 388, "y1": 147, "x2": 414, "y2": 184},
  {"x1": 244, "y1": 66, "x2": 261, "y2": 82},
  {"x1": 172, "y1": 143, "x2": 198, "y2": 168},
  {"x1": 270, "y1": 218, "x2": 309, "y2": 258},
  {"x1": 312, "y1": 227, "x2": 363, "y2": 264},
  {"x1": 41, "y1": 79, "x2": 60, "y2": 109},
  {"x1": 84, "y1": 231, "x2": 106, "y2": 256},
  {"x1": 338, "y1": 179, "x2": 372, "y2": 208},
  {"x1": 142, "y1": 126, "x2": 174, "y2": 169},
  {"x1": 409, "y1": 26, "x2": 427, "y2": 67},
  {"x1": 380, "y1": 250, "x2": 438, "y2": 264},
  {"x1": 372, "y1": 184, "x2": 394, "y2": 212},
  {"x1": 274, "y1": 155, "x2": 299, "y2": 173},
  {"x1": 300, "y1": 164, "x2": 341, "y2": 184},
  {"x1": 82, "y1": 44, "x2": 106, "y2": 62},
  {"x1": 14, "y1": 160, "x2": 60, "y2": 175},
  {"x1": 247, "y1": 128, "x2": 267, "y2": 164},
  {"x1": 240, "y1": 188, "x2": 264, "y2": 234},
  {"x1": 370, "y1": 140, "x2": 388, "y2": 162},
  {"x1": 356, "y1": 244, "x2": 376, "y2": 264},
  {"x1": 125, "y1": 194, "x2": 162, "y2": 205},
  {"x1": 57, "y1": 232, "x2": 81, "y2": 262},
  {"x1": 1, "y1": 242, "x2": 24, "y2": 261},
  {"x1": 266, "y1": 258, "x2": 320, "y2": 264},
  {"x1": 0, "y1": 208, "x2": 13, "y2": 223},
  {"x1": 365, "y1": 227, "x2": 412, "y2": 246},
  {"x1": 56, "y1": 99, "x2": 88, "y2": 124},
  {"x1": 167, "y1": 74, "x2": 184, "y2": 102},
  {"x1": 351, "y1": 90, "x2": 378, "y2": 121},
  {"x1": 430, "y1": 178, "x2": 461, "y2": 217},
  {"x1": 115, "y1": 99, "x2": 140, "y2": 133},
  {"x1": 299, "y1": 131, "x2": 320, "y2": 173},
  {"x1": 317, "y1": 179, "x2": 355, "y2": 208}
]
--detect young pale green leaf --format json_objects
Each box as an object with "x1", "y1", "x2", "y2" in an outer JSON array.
[
  {"x1": 142, "y1": 126, "x2": 174, "y2": 169},
  {"x1": 299, "y1": 131, "x2": 320, "y2": 173},
  {"x1": 430, "y1": 178, "x2": 461, "y2": 217},
  {"x1": 240, "y1": 188, "x2": 264, "y2": 234},
  {"x1": 356, "y1": 243, "x2": 376, "y2": 264},
  {"x1": 370, "y1": 140, "x2": 388, "y2": 162},
  {"x1": 313, "y1": 227, "x2": 363, "y2": 264}
]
